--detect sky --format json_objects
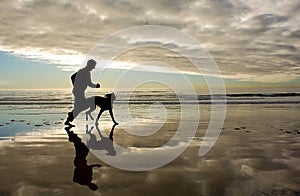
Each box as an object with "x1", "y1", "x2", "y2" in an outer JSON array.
[{"x1": 0, "y1": 0, "x2": 299, "y2": 90}]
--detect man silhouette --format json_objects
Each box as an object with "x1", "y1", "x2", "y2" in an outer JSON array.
[{"x1": 65, "y1": 59, "x2": 100, "y2": 126}]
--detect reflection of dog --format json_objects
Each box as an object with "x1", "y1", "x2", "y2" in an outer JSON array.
[
  {"x1": 86, "y1": 124, "x2": 117, "y2": 156},
  {"x1": 86, "y1": 93, "x2": 118, "y2": 125}
]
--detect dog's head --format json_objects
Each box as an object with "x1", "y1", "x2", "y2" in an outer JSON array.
[{"x1": 105, "y1": 92, "x2": 116, "y2": 102}]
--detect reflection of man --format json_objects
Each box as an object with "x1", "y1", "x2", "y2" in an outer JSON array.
[
  {"x1": 65, "y1": 59, "x2": 100, "y2": 126},
  {"x1": 65, "y1": 127, "x2": 101, "y2": 191}
]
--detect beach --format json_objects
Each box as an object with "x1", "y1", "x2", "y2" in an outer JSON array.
[
  {"x1": 1, "y1": 0, "x2": 300, "y2": 194},
  {"x1": 0, "y1": 89, "x2": 299, "y2": 195}
]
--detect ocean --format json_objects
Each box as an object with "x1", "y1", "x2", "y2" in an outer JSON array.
[{"x1": 0, "y1": 87, "x2": 299, "y2": 139}]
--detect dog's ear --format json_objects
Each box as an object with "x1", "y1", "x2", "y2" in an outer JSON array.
[{"x1": 111, "y1": 92, "x2": 116, "y2": 100}]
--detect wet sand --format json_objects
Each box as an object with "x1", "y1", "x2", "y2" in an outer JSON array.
[{"x1": 0, "y1": 104, "x2": 299, "y2": 195}]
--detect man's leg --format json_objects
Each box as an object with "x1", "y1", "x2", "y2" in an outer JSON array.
[
  {"x1": 65, "y1": 93, "x2": 85, "y2": 126},
  {"x1": 66, "y1": 94, "x2": 90, "y2": 125}
]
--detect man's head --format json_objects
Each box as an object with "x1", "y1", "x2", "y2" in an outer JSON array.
[{"x1": 86, "y1": 59, "x2": 97, "y2": 71}]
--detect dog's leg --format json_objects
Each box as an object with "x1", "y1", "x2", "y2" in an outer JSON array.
[
  {"x1": 95, "y1": 109, "x2": 104, "y2": 125},
  {"x1": 86, "y1": 110, "x2": 92, "y2": 121},
  {"x1": 89, "y1": 113, "x2": 94, "y2": 120},
  {"x1": 109, "y1": 109, "x2": 118, "y2": 125},
  {"x1": 86, "y1": 124, "x2": 94, "y2": 134},
  {"x1": 86, "y1": 106, "x2": 96, "y2": 121},
  {"x1": 86, "y1": 112, "x2": 89, "y2": 121},
  {"x1": 85, "y1": 98, "x2": 91, "y2": 121}
]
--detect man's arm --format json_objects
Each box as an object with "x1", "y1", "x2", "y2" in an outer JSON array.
[
  {"x1": 90, "y1": 164, "x2": 102, "y2": 168},
  {"x1": 87, "y1": 72, "x2": 100, "y2": 88}
]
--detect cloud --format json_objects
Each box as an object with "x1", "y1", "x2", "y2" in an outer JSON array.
[{"x1": 0, "y1": 0, "x2": 299, "y2": 83}]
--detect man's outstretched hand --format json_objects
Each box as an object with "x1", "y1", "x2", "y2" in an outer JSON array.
[
  {"x1": 91, "y1": 164, "x2": 102, "y2": 168},
  {"x1": 96, "y1": 83, "x2": 100, "y2": 88}
]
